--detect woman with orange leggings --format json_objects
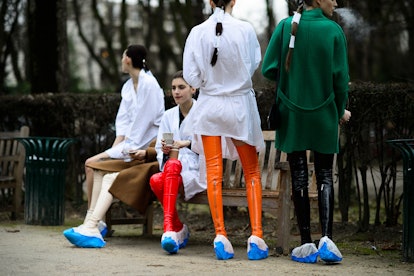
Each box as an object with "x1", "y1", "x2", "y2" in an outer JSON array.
[{"x1": 183, "y1": 0, "x2": 268, "y2": 260}]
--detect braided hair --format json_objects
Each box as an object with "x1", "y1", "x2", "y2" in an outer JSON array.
[
  {"x1": 210, "y1": 0, "x2": 231, "y2": 66},
  {"x1": 285, "y1": 0, "x2": 312, "y2": 71}
]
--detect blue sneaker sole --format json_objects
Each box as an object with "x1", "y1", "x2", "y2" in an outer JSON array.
[
  {"x1": 291, "y1": 252, "x2": 319, "y2": 263},
  {"x1": 247, "y1": 243, "x2": 269, "y2": 260},
  {"x1": 319, "y1": 242, "x2": 342, "y2": 263},
  {"x1": 179, "y1": 232, "x2": 190, "y2": 249},
  {"x1": 63, "y1": 229, "x2": 105, "y2": 248},
  {"x1": 100, "y1": 227, "x2": 108, "y2": 238},
  {"x1": 161, "y1": 237, "x2": 179, "y2": 254},
  {"x1": 214, "y1": 241, "x2": 234, "y2": 260}
]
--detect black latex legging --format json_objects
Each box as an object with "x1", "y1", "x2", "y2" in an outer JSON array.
[{"x1": 288, "y1": 151, "x2": 334, "y2": 242}]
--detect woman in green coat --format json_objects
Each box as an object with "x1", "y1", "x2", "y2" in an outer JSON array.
[{"x1": 262, "y1": 0, "x2": 351, "y2": 264}]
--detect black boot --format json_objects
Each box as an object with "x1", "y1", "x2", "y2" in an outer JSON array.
[
  {"x1": 316, "y1": 168, "x2": 334, "y2": 239},
  {"x1": 288, "y1": 152, "x2": 312, "y2": 245},
  {"x1": 292, "y1": 189, "x2": 312, "y2": 244}
]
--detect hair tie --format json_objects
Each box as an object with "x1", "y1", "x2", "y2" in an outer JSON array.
[
  {"x1": 289, "y1": 35, "x2": 296, "y2": 48},
  {"x1": 215, "y1": 7, "x2": 224, "y2": 23},
  {"x1": 289, "y1": 12, "x2": 302, "y2": 49},
  {"x1": 142, "y1": 58, "x2": 147, "y2": 70},
  {"x1": 292, "y1": 12, "x2": 302, "y2": 24}
]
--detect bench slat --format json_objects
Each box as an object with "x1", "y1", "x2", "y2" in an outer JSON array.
[{"x1": 0, "y1": 126, "x2": 30, "y2": 218}]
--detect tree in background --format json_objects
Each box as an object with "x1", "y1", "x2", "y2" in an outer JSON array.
[
  {"x1": 1, "y1": 0, "x2": 413, "y2": 89},
  {"x1": 340, "y1": 0, "x2": 414, "y2": 82},
  {"x1": 70, "y1": 0, "x2": 206, "y2": 91},
  {"x1": 0, "y1": 0, "x2": 25, "y2": 95},
  {"x1": 27, "y1": 0, "x2": 68, "y2": 94}
]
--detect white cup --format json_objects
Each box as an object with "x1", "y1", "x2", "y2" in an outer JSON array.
[{"x1": 162, "y1": 133, "x2": 174, "y2": 147}]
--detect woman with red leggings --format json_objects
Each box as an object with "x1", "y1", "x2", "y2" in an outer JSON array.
[{"x1": 149, "y1": 71, "x2": 205, "y2": 254}]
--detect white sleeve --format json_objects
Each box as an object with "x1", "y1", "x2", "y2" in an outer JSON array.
[
  {"x1": 183, "y1": 29, "x2": 202, "y2": 89},
  {"x1": 249, "y1": 26, "x2": 261, "y2": 76},
  {"x1": 115, "y1": 90, "x2": 130, "y2": 136}
]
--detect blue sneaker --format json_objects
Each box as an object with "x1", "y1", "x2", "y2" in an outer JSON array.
[
  {"x1": 214, "y1": 235, "x2": 234, "y2": 260},
  {"x1": 63, "y1": 228, "x2": 106, "y2": 248},
  {"x1": 98, "y1": 221, "x2": 108, "y2": 238},
  {"x1": 161, "y1": 232, "x2": 179, "y2": 254},
  {"x1": 247, "y1": 235, "x2": 269, "y2": 260},
  {"x1": 318, "y1": 236, "x2": 343, "y2": 263},
  {"x1": 291, "y1": 243, "x2": 319, "y2": 263},
  {"x1": 177, "y1": 224, "x2": 190, "y2": 249}
]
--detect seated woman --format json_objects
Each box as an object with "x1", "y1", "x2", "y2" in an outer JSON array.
[
  {"x1": 83, "y1": 44, "x2": 164, "y2": 210},
  {"x1": 63, "y1": 142, "x2": 159, "y2": 248},
  {"x1": 150, "y1": 70, "x2": 206, "y2": 254}
]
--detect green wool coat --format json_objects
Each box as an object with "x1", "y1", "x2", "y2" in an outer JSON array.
[{"x1": 262, "y1": 8, "x2": 349, "y2": 154}]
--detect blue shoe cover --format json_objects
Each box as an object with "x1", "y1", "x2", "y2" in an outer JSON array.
[
  {"x1": 161, "y1": 232, "x2": 179, "y2": 254},
  {"x1": 214, "y1": 235, "x2": 234, "y2": 260},
  {"x1": 318, "y1": 236, "x2": 342, "y2": 263},
  {"x1": 178, "y1": 224, "x2": 190, "y2": 249},
  {"x1": 63, "y1": 228, "x2": 105, "y2": 248},
  {"x1": 247, "y1": 235, "x2": 269, "y2": 260},
  {"x1": 291, "y1": 243, "x2": 319, "y2": 263},
  {"x1": 98, "y1": 221, "x2": 108, "y2": 238}
]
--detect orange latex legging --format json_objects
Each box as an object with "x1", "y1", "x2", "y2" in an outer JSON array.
[{"x1": 202, "y1": 136, "x2": 263, "y2": 238}]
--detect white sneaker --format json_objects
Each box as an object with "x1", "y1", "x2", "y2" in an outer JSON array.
[
  {"x1": 97, "y1": 220, "x2": 108, "y2": 237},
  {"x1": 63, "y1": 225, "x2": 105, "y2": 248},
  {"x1": 177, "y1": 224, "x2": 190, "y2": 249},
  {"x1": 318, "y1": 236, "x2": 343, "y2": 263},
  {"x1": 161, "y1": 231, "x2": 179, "y2": 254},
  {"x1": 291, "y1": 243, "x2": 319, "y2": 263},
  {"x1": 213, "y1": 235, "x2": 234, "y2": 260},
  {"x1": 247, "y1": 235, "x2": 269, "y2": 260}
]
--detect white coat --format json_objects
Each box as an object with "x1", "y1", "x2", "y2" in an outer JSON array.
[
  {"x1": 106, "y1": 70, "x2": 165, "y2": 159},
  {"x1": 183, "y1": 8, "x2": 264, "y2": 160},
  {"x1": 155, "y1": 100, "x2": 206, "y2": 201}
]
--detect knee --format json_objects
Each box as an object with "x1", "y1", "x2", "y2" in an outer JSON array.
[
  {"x1": 164, "y1": 159, "x2": 182, "y2": 174},
  {"x1": 101, "y1": 172, "x2": 118, "y2": 191},
  {"x1": 150, "y1": 172, "x2": 164, "y2": 191}
]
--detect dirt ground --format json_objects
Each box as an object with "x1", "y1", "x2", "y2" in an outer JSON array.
[{"x1": 1, "y1": 203, "x2": 414, "y2": 276}]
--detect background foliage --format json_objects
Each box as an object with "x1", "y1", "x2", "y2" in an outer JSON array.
[{"x1": 1, "y1": 0, "x2": 414, "y2": 94}]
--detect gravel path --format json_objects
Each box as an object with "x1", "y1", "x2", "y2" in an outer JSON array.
[{"x1": 1, "y1": 221, "x2": 414, "y2": 276}]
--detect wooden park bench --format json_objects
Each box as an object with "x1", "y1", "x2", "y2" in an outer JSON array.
[
  {"x1": 0, "y1": 126, "x2": 30, "y2": 219},
  {"x1": 106, "y1": 130, "x2": 318, "y2": 254}
]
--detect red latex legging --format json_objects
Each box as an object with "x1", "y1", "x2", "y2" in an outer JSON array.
[{"x1": 150, "y1": 159, "x2": 183, "y2": 232}]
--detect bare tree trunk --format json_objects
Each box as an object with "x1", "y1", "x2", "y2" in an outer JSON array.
[
  {"x1": 337, "y1": 130, "x2": 353, "y2": 222},
  {"x1": 359, "y1": 166, "x2": 370, "y2": 231},
  {"x1": 0, "y1": 0, "x2": 23, "y2": 94},
  {"x1": 265, "y1": 0, "x2": 275, "y2": 41},
  {"x1": 56, "y1": 0, "x2": 68, "y2": 93},
  {"x1": 71, "y1": 0, "x2": 120, "y2": 90},
  {"x1": 119, "y1": 0, "x2": 128, "y2": 51},
  {"x1": 27, "y1": 0, "x2": 67, "y2": 94}
]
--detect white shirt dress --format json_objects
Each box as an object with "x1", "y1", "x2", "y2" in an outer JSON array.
[
  {"x1": 155, "y1": 100, "x2": 206, "y2": 201},
  {"x1": 106, "y1": 70, "x2": 165, "y2": 158},
  {"x1": 183, "y1": 8, "x2": 264, "y2": 161}
]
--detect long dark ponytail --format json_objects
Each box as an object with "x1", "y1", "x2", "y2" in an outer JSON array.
[
  {"x1": 285, "y1": 0, "x2": 312, "y2": 71},
  {"x1": 210, "y1": 0, "x2": 229, "y2": 66}
]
